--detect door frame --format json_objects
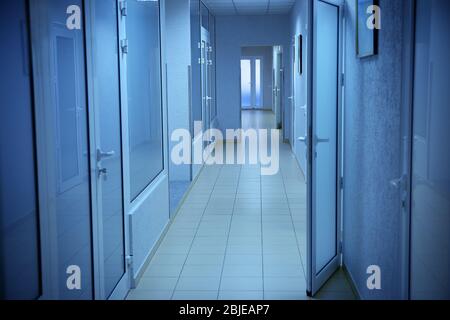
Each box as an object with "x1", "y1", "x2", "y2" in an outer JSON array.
[
  {"x1": 84, "y1": 0, "x2": 131, "y2": 300},
  {"x1": 306, "y1": 0, "x2": 345, "y2": 296},
  {"x1": 397, "y1": 0, "x2": 416, "y2": 301},
  {"x1": 201, "y1": 26, "x2": 211, "y2": 136}
]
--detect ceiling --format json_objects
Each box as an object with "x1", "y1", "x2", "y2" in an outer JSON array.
[{"x1": 202, "y1": 0, "x2": 296, "y2": 16}]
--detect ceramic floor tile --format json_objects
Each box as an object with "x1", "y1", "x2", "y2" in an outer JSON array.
[
  {"x1": 143, "y1": 264, "x2": 184, "y2": 278},
  {"x1": 220, "y1": 277, "x2": 263, "y2": 291},
  {"x1": 264, "y1": 277, "x2": 307, "y2": 292},
  {"x1": 222, "y1": 264, "x2": 263, "y2": 277},
  {"x1": 136, "y1": 277, "x2": 179, "y2": 291},
  {"x1": 176, "y1": 277, "x2": 221, "y2": 291},
  {"x1": 181, "y1": 264, "x2": 224, "y2": 278},
  {"x1": 185, "y1": 254, "x2": 225, "y2": 266}
]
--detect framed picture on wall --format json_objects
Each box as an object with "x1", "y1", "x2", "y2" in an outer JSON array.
[
  {"x1": 298, "y1": 34, "x2": 303, "y2": 75},
  {"x1": 356, "y1": 0, "x2": 379, "y2": 58}
]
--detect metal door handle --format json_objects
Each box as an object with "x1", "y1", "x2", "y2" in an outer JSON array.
[
  {"x1": 314, "y1": 136, "x2": 330, "y2": 145},
  {"x1": 390, "y1": 175, "x2": 407, "y2": 189},
  {"x1": 98, "y1": 167, "x2": 108, "y2": 179},
  {"x1": 97, "y1": 149, "x2": 115, "y2": 162},
  {"x1": 298, "y1": 136, "x2": 307, "y2": 143}
]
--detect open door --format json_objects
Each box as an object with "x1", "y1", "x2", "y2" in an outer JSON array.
[{"x1": 307, "y1": 0, "x2": 343, "y2": 296}]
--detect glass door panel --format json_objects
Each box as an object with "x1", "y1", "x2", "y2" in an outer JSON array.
[
  {"x1": 30, "y1": 0, "x2": 94, "y2": 299},
  {"x1": 308, "y1": 0, "x2": 340, "y2": 296},
  {"x1": 127, "y1": 0, "x2": 164, "y2": 200},
  {"x1": 255, "y1": 59, "x2": 262, "y2": 108},
  {"x1": 87, "y1": 0, "x2": 126, "y2": 298},
  {"x1": 241, "y1": 59, "x2": 252, "y2": 108}
]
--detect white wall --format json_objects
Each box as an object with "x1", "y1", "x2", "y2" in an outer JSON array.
[{"x1": 166, "y1": 0, "x2": 191, "y2": 181}]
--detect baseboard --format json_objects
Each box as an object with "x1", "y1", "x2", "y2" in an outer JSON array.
[
  {"x1": 131, "y1": 162, "x2": 208, "y2": 289},
  {"x1": 342, "y1": 264, "x2": 362, "y2": 300},
  {"x1": 131, "y1": 220, "x2": 171, "y2": 288}
]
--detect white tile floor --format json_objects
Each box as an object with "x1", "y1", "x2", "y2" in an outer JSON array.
[{"x1": 127, "y1": 111, "x2": 355, "y2": 300}]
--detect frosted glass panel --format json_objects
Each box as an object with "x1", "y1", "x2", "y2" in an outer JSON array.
[
  {"x1": 89, "y1": 0, "x2": 125, "y2": 298},
  {"x1": 411, "y1": 0, "x2": 450, "y2": 300},
  {"x1": 241, "y1": 59, "x2": 251, "y2": 107},
  {"x1": 30, "y1": 0, "x2": 94, "y2": 299},
  {"x1": 191, "y1": 0, "x2": 202, "y2": 133},
  {"x1": 255, "y1": 59, "x2": 262, "y2": 107},
  {"x1": 127, "y1": 0, "x2": 164, "y2": 200},
  {"x1": 0, "y1": 0, "x2": 41, "y2": 299},
  {"x1": 313, "y1": 1, "x2": 338, "y2": 272}
]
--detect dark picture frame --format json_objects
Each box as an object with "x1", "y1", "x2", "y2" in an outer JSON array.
[
  {"x1": 356, "y1": 0, "x2": 379, "y2": 58},
  {"x1": 298, "y1": 34, "x2": 303, "y2": 75}
]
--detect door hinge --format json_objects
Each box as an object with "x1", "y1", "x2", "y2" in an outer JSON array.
[
  {"x1": 121, "y1": 39, "x2": 129, "y2": 54},
  {"x1": 120, "y1": 1, "x2": 128, "y2": 17},
  {"x1": 126, "y1": 255, "x2": 134, "y2": 270},
  {"x1": 340, "y1": 177, "x2": 344, "y2": 190}
]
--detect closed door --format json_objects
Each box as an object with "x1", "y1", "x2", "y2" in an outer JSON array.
[
  {"x1": 273, "y1": 49, "x2": 283, "y2": 127},
  {"x1": 410, "y1": 0, "x2": 450, "y2": 300},
  {"x1": 307, "y1": 0, "x2": 342, "y2": 296},
  {"x1": 85, "y1": 0, "x2": 127, "y2": 299},
  {"x1": 30, "y1": 0, "x2": 94, "y2": 299},
  {"x1": 201, "y1": 28, "x2": 211, "y2": 143}
]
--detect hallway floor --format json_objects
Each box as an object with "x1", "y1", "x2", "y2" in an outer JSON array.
[{"x1": 127, "y1": 110, "x2": 355, "y2": 300}]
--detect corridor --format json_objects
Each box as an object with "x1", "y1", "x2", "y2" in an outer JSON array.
[
  {"x1": 127, "y1": 111, "x2": 354, "y2": 300},
  {"x1": 1, "y1": 0, "x2": 449, "y2": 302}
]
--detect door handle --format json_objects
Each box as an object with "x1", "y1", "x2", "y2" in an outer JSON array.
[
  {"x1": 390, "y1": 174, "x2": 408, "y2": 208},
  {"x1": 390, "y1": 175, "x2": 407, "y2": 190},
  {"x1": 298, "y1": 136, "x2": 308, "y2": 143},
  {"x1": 97, "y1": 167, "x2": 108, "y2": 179},
  {"x1": 314, "y1": 135, "x2": 330, "y2": 145},
  {"x1": 97, "y1": 149, "x2": 115, "y2": 162}
]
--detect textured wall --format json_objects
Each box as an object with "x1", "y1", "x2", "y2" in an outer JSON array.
[
  {"x1": 290, "y1": 0, "x2": 309, "y2": 174},
  {"x1": 343, "y1": 0, "x2": 405, "y2": 299}
]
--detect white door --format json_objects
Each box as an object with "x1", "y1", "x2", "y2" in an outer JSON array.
[
  {"x1": 30, "y1": 0, "x2": 95, "y2": 299},
  {"x1": 201, "y1": 27, "x2": 211, "y2": 141},
  {"x1": 85, "y1": 0, "x2": 129, "y2": 300},
  {"x1": 409, "y1": 0, "x2": 450, "y2": 300},
  {"x1": 307, "y1": 0, "x2": 343, "y2": 296}
]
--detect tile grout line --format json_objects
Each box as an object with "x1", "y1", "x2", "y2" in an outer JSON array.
[
  {"x1": 169, "y1": 165, "x2": 224, "y2": 300},
  {"x1": 280, "y1": 158, "x2": 307, "y2": 281},
  {"x1": 216, "y1": 164, "x2": 242, "y2": 300}
]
